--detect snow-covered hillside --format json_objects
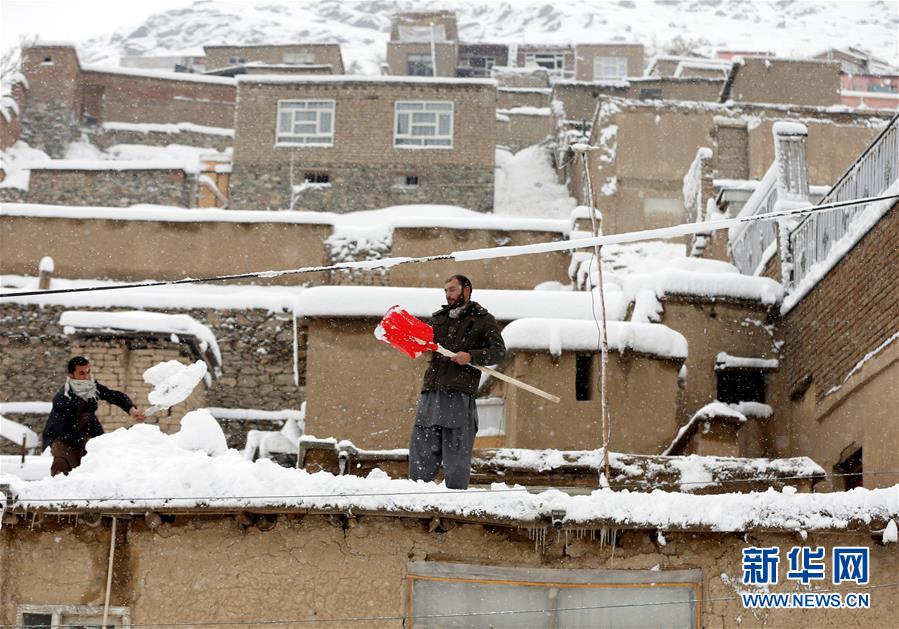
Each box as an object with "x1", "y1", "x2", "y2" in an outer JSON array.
[{"x1": 70, "y1": 0, "x2": 898, "y2": 74}]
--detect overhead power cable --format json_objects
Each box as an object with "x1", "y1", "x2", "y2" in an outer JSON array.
[
  {"x1": 1, "y1": 193, "x2": 896, "y2": 299},
  {"x1": 1, "y1": 583, "x2": 894, "y2": 627}
]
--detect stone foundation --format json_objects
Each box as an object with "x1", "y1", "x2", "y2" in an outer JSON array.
[
  {"x1": 19, "y1": 100, "x2": 78, "y2": 158},
  {"x1": 229, "y1": 162, "x2": 494, "y2": 212},
  {"x1": 25, "y1": 168, "x2": 197, "y2": 207},
  {"x1": 87, "y1": 126, "x2": 233, "y2": 153}
]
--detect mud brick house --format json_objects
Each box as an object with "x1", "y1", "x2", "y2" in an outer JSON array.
[
  {"x1": 203, "y1": 43, "x2": 345, "y2": 74},
  {"x1": 720, "y1": 114, "x2": 899, "y2": 489},
  {"x1": 517, "y1": 44, "x2": 576, "y2": 79},
  {"x1": 572, "y1": 96, "x2": 892, "y2": 235},
  {"x1": 229, "y1": 75, "x2": 497, "y2": 212},
  {"x1": 386, "y1": 11, "x2": 459, "y2": 78},
  {"x1": 574, "y1": 43, "x2": 645, "y2": 81},
  {"x1": 18, "y1": 43, "x2": 236, "y2": 158},
  {"x1": 456, "y1": 44, "x2": 509, "y2": 78}
]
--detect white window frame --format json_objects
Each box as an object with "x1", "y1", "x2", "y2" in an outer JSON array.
[
  {"x1": 525, "y1": 52, "x2": 566, "y2": 77},
  {"x1": 17, "y1": 603, "x2": 131, "y2": 628},
  {"x1": 394, "y1": 101, "x2": 453, "y2": 149},
  {"x1": 594, "y1": 56, "x2": 629, "y2": 79},
  {"x1": 276, "y1": 99, "x2": 335, "y2": 147},
  {"x1": 283, "y1": 52, "x2": 315, "y2": 64}
]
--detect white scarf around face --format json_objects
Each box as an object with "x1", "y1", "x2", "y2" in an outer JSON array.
[{"x1": 66, "y1": 377, "x2": 98, "y2": 401}]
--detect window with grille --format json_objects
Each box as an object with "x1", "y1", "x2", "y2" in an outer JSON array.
[
  {"x1": 394, "y1": 101, "x2": 453, "y2": 148},
  {"x1": 594, "y1": 56, "x2": 628, "y2": 79},
  {"x1": 525, "y1": 52, "x2": 566, "y2": 76},
  {"x1": 276, "y1": 100, "x2": 335, "y2": 146},
  {"x1": 407, "y1": 53, "x2": 434, "y2": 76},
  {"x1": 304, "y1": 172, "x2": 330, "y2": 184}
]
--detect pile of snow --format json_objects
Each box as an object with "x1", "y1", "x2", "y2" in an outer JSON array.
[
  {"x1": 502, "y1": 318, "x2": 688, "y2": 360},
  {"x1": 494, "y1": 144, "x2": 578, "y2": 219},
  {"x1": 716, "y1": 352, "x2": 779, "y2": 370},
  {"x1": 663, "y1": 402, "x2": 747, "y2": 455},
  {"x1": 1, "y1": 423, "x2": 894, "y2": 533},
  {"x1": 64, "y1": 136, "x2": 229, "y2": 174},
  {"x1": 622, "y1": 267, "x2": 784, "y2": 306},
  {"x1": 173, "y1": 410, "x2": 228, "y2": 456},
  {"x1": 0, "y1": 141, "x2": 50, "y2": 191}
]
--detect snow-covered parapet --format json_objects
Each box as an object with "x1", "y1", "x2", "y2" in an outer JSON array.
[
  {"x1": 59, "y1": 310, "x2": 222, "y2": 367},
  {"x1": 496, "y1": 106, "x2": 551, "y2": 116},
  {"x1": 622, "y1": 257, "x2": 784, "y2": 307},
  {"x1": 715, "y1": 352, "x2": 779, "y2": 370},
  {"x1": 295, "y1": 286, "x2": 628, "y2": 322},
  {"x1": 6, "y1": 423, "x2": 891, "y2": 535},
  {"x1": 663, "y1": 402, "x2": 748, "y2": 456},
  {"x1": 101, "y1": 121, "x2": 234, "y2": 137},
  {"x1": 0, "y1": 415, "x2": 40, "y2": 449},
  {"x1": 26, "y1": 159, "x2": 196, "y2": 174},
  {"x1": 502, "y1": 318, "x2": 688, "y2": 360}
]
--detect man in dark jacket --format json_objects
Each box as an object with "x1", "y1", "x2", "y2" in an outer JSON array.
[
  {"x1": 43, "y1": 356, "x2": 145, "y2": 476},
  {"x1": 409, "y1": 275, "x2": 505, "y2": 489}
]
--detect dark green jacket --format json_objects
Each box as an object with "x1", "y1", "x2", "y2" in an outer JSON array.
[{"x1": 421, "y1": 301, "x2": 506, "y2": 396}]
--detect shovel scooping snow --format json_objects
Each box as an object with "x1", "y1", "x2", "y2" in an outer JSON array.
[
  {"x1": 143, "y1": 360, "x2": 208, "y2": 417},
  {"x1": 376, "y1": 306, "x2": 560, "y2": 404}
]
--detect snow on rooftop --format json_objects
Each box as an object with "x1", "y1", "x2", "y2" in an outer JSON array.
[
  {"x1": 0, "y1": 415, "x2": 40, "y2": 449},
  {"x1": 60, "y1": 310, "x2": 222, "y2": 366},
  {"x1": 101, "y1": 121, "x2": 235, "y2": 137},
  {"x1": 26, "y1": 160, "x2": 192, "y2": 172},
  {"x1": 1, "y1": 423, "x2": 893, "y2": 533},
  {"x1": 622, "y1": 262, "x2": 784, "y2": 306},
  {"x1": 0, "y1": 274, "x2": 304, "y2": 312},
  {"x1": 80, "y1": 64, "x2": 236, "y2": 85},
  {"x1": 502, "y1": 318, "x2": 688, "y2": 360},
  {"x1": 238, "y1": 74, "x2": 495, "y2": 87},
  {"x1": 295, "y1": 286, "x2": 627, "y2": 322}
]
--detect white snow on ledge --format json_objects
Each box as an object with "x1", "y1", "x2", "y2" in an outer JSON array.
[
  {"x1": 502, "y1": 318, "x2": 688, "y2": 360},
  {"x1": 26, "y1": 159, "x2": 191, "y2": 172},
  {"x1": 715, "y1": 352, "x2": 779, "y2": 370},
  {"x1": 59, "y1": 310, "x2": 221, "y2": 366},
  {"x1": 1, "y1": 424, "x2": 895, "y2": 533},
  {"x1": 81, "y1": 64, "x2": 236, "y2": 85},
  {"x1": 0, "y1": 402, "x2": 52, "y2": 414},
  {"x1": 101, "y1": 121, "x2": 235, "y2": 137},
  {"x1": 623, "y1": 268, "x2": 784, "y2": 306},
  {"x1": 294, "y1": 286, "x2": 628, "y2": 322}
]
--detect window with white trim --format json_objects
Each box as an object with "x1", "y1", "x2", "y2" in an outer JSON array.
[
  {"x1": 18, "y1": 604, "x2": 131, "y2": 628},
  {"x1": 276, "y1": 100, "x2": 335, "y2": 146},
  {"x1": 594, "y1": 56, "x2": 628, "y2": 79},
  {"x1": 394, "y1": 101, "x2": 453, "y2": 148},
  {"x1": 284, "y1": 52, "x2": 315, "y2": 64},
  {"x1": 525, "y1": 52, "x2": 566, "y2": 77}
]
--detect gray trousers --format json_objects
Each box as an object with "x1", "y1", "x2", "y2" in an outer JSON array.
[{"x1": 408, "y1": 415, "x2": 477, "y2": 490}]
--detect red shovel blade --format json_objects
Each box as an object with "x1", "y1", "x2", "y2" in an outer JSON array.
[{"x1": 376, "y1": 305, "x2": 437, "y2": 359}]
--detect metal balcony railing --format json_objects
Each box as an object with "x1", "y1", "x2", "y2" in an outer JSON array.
[
  {"x1": 789, "y1": 113, "x2": 898, "y2": 288},
  {"x1": 728, "y1": 163, "x2": 780, "y2": 275}
]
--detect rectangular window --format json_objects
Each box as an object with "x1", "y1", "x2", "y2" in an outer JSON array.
[
  {"x1": 17, "y1": 605, "x2": 131, "y2": 629},
  {"x1": 407, "y1": 53, "x2": 434, "y2": 76},
  {"x1": 394, "y1": 174, "x2": 420, "y2": 188},
  {"x1": 283, "y1": 52, "x2": 315, "y2": 64},
  {"x1": 525, "y1": 52, "x2": 566, "y2": 76},
  {"x1": 716, "y1": 370, "x2": 766, "y2": 404},
  {"x1": 276, "y1": 100, "x2": 335, "y2": 147},
  {"x1": 640, "y1": 87, "x2": 664, "y2": 100},
  {"x1": 304, "y1": 172, "x2": 330, "y2": 184},
  {"x1": 575, "y1": 353, "x2": 593, "y2": 401},
  {"x1": 394, "y1": 101, "x2": 453, "y2": 148},
  {"x1": 594, "y1": 56, "x2": 629, "y2": 79},
  {"x1": 228, "y1": 56, "x2": 246, "y2": 65},
  {"x1": 408, "y1": 563, "x2": 701, "y2": 628}
]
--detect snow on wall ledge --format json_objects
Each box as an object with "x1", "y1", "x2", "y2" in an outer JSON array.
[
  {"x1": 623, "y1": 267, "x2": 783, "y2": 306},
  {"x1": 1, "y1": 424, "x2": 895, "y2": 533},
  {"x1": 502, "y1": 318, "x2": 688, "y2": 360},
  {"x1": 59, "y1": 310, "x2": 222, "y2": 366}
]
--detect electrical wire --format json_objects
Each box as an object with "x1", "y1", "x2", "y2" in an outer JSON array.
[
  {"x1": 2, "y1": 192, "x2": 895, "y2": 300},
  {"x1": 4, "y1": 583, "x2": 895, "y2": 627}
]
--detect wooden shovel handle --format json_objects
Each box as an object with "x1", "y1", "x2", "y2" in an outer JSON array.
[{"x1": 435, "y1": 345, "x2": 561, "y2": 404}]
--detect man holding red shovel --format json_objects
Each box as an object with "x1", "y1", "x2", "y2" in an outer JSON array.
[{"x1": 408, "y1": 275, "x2": 505, "y2": 489}]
